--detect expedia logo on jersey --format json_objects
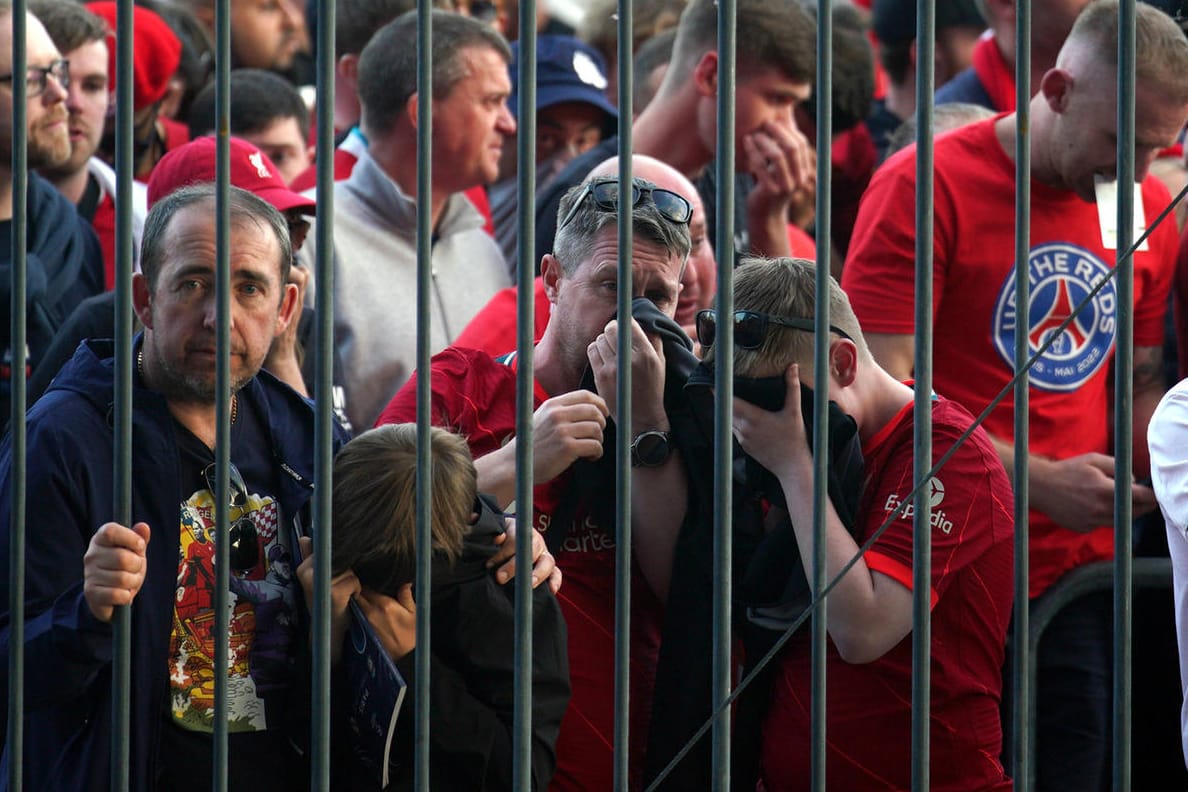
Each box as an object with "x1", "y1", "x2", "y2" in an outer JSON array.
[
  {"x1": 991, "y1": 242, "x2": 1116, "y2": 392},
  {"x1": 883, "y1": 477, "x2": 953, "y2": 534}
]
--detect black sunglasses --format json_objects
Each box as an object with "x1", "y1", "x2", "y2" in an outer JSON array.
[
  {"x1": 696, "y1": 309, "x2": 854, "y2": 350},
  {"x1": 557, "y1": 179, "x2": 694, "y2": 232},
  {"x1": 0, "y1": 58, "x2": 70, "y2": 97},
  {"x1": 202, "y1": 462, "x2": 260, "y2": 574}
]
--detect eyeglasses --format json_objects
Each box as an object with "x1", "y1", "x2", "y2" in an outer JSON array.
[
  {"x1": 557, "y1": 179, "x2": 694, "y2": 232},
  {"x1": 0, "y1": 59, "x2": 70, "y2": 98},
  {"x1": 202, "y1": 462, "x2": 260, "y2": 574},
  {"x1": 696, "y1": 308, "x2": 854, "y2": 350}
]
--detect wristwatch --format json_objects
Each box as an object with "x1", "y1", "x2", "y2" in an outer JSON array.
[{"x1": 630, "y1": 429, "x2": 672, "y2": 468}]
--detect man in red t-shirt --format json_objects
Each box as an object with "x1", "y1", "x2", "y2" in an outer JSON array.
[
  {"x1": 726, "y1": 256, "x2": 1014, "y2": 791},
  {"x1": 377, "y1": 175, "x2": 692, "y2": 790},
  {"x1": 842, "y1": 3, "x2": 1188, "y2": 789}
]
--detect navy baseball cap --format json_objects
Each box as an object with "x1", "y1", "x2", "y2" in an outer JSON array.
[{"x1": 507, "y1": 35, "x2": 618, "y2": 126}]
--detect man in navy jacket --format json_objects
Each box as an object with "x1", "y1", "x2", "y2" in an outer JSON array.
[{"x1": 0, "y1": 184, "x2": 343, "y2": 791}]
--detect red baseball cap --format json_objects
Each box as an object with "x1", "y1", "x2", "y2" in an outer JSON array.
[
  {"x1": 85, "y1": 2, "x2": 182, "y2": 112},
  {"x1": 147, "y1": 136, "x2": 317, "y2": 215}
]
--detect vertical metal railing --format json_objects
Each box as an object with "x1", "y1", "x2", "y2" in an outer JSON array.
[
  {"x1": 310, "y1": 0, "x2": 337, "y2": 782},
  {"x1": 711, "y1": 1, "x2": 737, "y2": 789},
  {"x1": 1, "y1": 1, "x2": 1168, "y2": 789},
  {"x1": 911, "y1": 2, "x2": 935, "y2": 790},
  {"x1": 1113, "y1": 3, "x2": 1137, "y2": 791},
  {"x1": 211, "y1": 0, "x2": 233, "y2": 785},
  {"x1": 809, "y1": 3, "x2": 832, "y2": 792},
  {"x1": 1012, "y1": 1, "x2": 1033, "y2": 790},
  {"x1": 109, "y1": 0, "x2": 135, "y2": 788},
  {"x1": 613, "y1": 2, "x2": 634, "y2": 788},
  {"x1": 413, "y1": 1, "x2": 434, "y2": 788},
  {"x1": 511, "y1": 3, "x2": 537, "y2": 790},
  {"x1": 5, "y1": 2, "x2": 27, "y2": 789}
]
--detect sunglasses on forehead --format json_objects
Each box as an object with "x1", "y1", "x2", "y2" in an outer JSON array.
[
  {"x1": 202, "y1": 462, "x2": 260, "y2": 574},
  {"x1": 557, "y1": 179, "x2": 694, "y2": 232},
  {"x1": 696, "y1": 309, "x2": 855, "y2": 350}
]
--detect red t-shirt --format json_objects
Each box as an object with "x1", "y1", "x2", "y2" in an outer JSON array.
[
  {"x1": 453, "y1": 278, "x2": 553, "y2": 357},
  {"x1": 375, "y1": 346, "x2": 664, "y2": 791},
  {"x1": 92, "y1": 190, "x2": 117, "y2": 291},
  {"x1": 842, "y1": 116, "x2": 1177, "y2": 596},
  {"x1": 759, "y1": 396, "x2": 1014, "y2": 792}
]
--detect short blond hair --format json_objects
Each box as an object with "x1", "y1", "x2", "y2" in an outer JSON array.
[
  {"x1": 331, "y1": 424, "x2": 475, "y2": 594},
  {"x1": 1062, "y1": 0, "x2": 1188, "y2": 105},
  {"x1": 708, "y1": 256, "x2": 871, "y2": 378}
]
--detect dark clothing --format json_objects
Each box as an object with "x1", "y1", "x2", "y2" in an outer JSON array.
[
  {"x1": 0, "y1": 337, "x2": 345, "y2": 791},
  {"x1": 865, "y1": 98, "x2": 907, "y2": 163},
  {"x1": 934, "y1": 66, "x2": 995, "y2": 110},
  {"x1": 383, "y1": 496, "x2": 571, "y2": 791},
  {"x1": 0, "y1": 172, "x2": 104, "y2": 421}
]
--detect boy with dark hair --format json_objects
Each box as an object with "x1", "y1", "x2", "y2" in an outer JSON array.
[{"x1": 187, "y1": 68, "x2": 313, "y2": 185}]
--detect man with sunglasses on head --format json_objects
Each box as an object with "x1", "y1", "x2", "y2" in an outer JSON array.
[
  {"x1": 0, "y1": 0, "x2": 104, "y2": 425},
  {"x1": 377, "y1": 174, "x2": 693, "y2": 790},
  {"x1": 718, "y1": 256, "x2": 1014, "y2": 791},
  {"x1": 0, "y1": 184, "x2": 317, "y2": 790}
]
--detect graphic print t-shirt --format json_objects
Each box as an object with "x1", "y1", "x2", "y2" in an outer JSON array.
[{"x1": 166, "y1": 407, "x2": 299, "y2": 735}]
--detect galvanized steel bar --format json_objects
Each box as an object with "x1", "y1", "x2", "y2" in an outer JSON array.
[
  {"x1": 711, "y1": 0, "x2": 736, "y2": 788},
  {"x1": 810, "y1": 3, "x2": 832, "y2": 791},
  {"x1": 911, "y1": 1, "x2": 935, "y2": 789},
  {"x1": 310, "y1": 0, "x2": 337, "y2": 783},
  {"x1": 613, "y1": 1, "x2": 634, "y2": 788},
  {"x1": 1012, "y1": 1, "x2": 1033, "y2": 790},
  {"x1": 6, "y1": 3, "x2": 27, "y2": 788},
  {"x1": 1113, "y1": 2, "x2": 1136, "y2": 789},
  {"x1": 512, "y1": 2, "x2": 537, "y2": 789},
  {"x1": 413, "y1": 1, "x2": 434, "y2": 786},
  {"x1": 212, "y1": 0, "x2": 233, "y2": 784},
  {"x1": 110, "y1": 0, "x2": 136, "y2": 788}
]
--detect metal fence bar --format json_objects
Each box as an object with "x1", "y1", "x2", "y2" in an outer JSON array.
[
  {"x1": 310, "y1": 0, "x2": 337, "y2": 783},
  {"x1": 110, "y1": 0, "x2": 136, "y2": 789},
  {"x1": 211, "y1": 0, "x2": 233, "y2": 783},
  {"x1": 1011, "y1": 1, "x2": 1033, "y2": 789},
  {"x1": 1113, "y1": 2, "x2": 1136, "y2": 790},
  {"x1": 5, "y1": 3, "x2": 27, "y2": 788},
  {"x1": 613, "y1": 1, "x2": 634, "y2": 789},
  {"x1": 711, "y1": 0, "x2": 736, "y2": 788},
  {"x1": 512, "y1": 2, "x2": 537, "y2": 789},
  {"x1": 413, "y1": 1, "x2": 434, "y2": 787},
  {"x1": 911, "y1": 1, "x2": 935, "y2": 789},
  {"x1": 810, "y1": 3, "x2": 832, "y2": 791}
]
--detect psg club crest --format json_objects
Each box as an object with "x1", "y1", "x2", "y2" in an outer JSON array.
[{"x1": 991, "y1": 242, "x2": 1116, "y2": 392}]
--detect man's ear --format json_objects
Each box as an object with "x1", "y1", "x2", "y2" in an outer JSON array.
[
  {"x1": 1040, "y1": 68, "x2": 1073, "y2": 113},
  {"x1": 336, "y1": 53, "x2": 359, "y2": 85},
  {"x1": 132, "y1": 273, "x2": 153, "y2": 330},
  {"x1": 830, "y1": 338, "x2": 858, "y2": 388},
  {"x1": 692, "y1": 51, "x2": 719, "y2": 97},
  {"x1": 541, "y1": 254, "x2": 564, "y2": 303},
  {"x1": 406, "y1": 92, "x2": 420, "y2": 127},
  {"x1": 276, "y1": 281, "x2": 300, "y2": 335}
]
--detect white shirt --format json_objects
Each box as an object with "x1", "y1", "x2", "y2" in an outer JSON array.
[{"x1": 1147, "y1": 377, "x2": 1188, "y2": 769}]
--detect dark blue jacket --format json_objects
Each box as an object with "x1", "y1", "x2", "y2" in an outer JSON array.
[{"x1": 0, "y1": 337, "x2": 343, "y2": 791}]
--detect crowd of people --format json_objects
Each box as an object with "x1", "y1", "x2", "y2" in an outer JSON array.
[{"x1": 3, "y1": 0, "x2": 1188, "y2": 789}]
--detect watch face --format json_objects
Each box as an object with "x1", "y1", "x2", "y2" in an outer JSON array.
[{"x1": 634, "y1": 431, "x2": 670, "y2": 467}]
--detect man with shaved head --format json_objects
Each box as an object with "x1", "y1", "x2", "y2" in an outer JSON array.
[{"x1": 844, "y1": 2, "x2": 1188, "y2": 787}]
